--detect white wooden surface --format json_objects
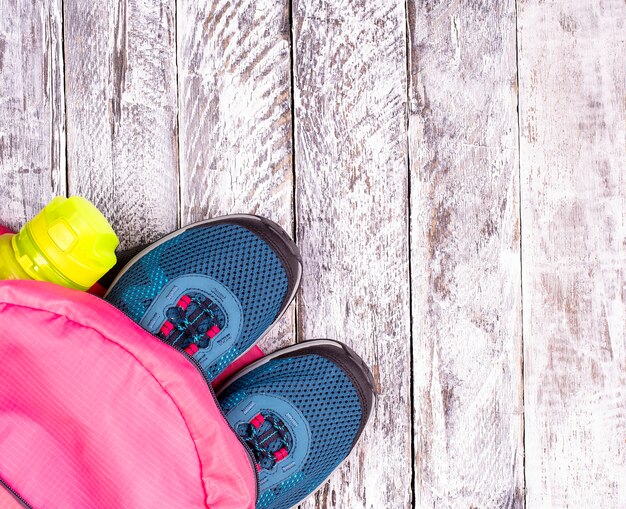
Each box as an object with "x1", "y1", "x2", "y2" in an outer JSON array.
[
  {"x1": 1, "y1": 0, "x2": 625, "y2": 507},
  {"x1": 0, "y1": 0, "x2": 65, "y2": 230},
  {"x1": 63, "y1": 0, "x2": 179, "y2": 249},
  {"x1": 518, "y1": 0, "x2": 626, "y2": 507},
  {"x1": 293, "y1": 1, "x2": 411, "y2": 507},
  {"x1": 408, "y1": 0, "x2": 523, "y2": 506}
]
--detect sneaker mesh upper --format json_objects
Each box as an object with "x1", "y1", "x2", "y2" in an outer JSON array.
[
  {"x1": 220, "y1": 354, "x2": 364, "y2": 509},
  {"x1": 105, "y1": 224, "x2": 289, "y2": 378}
]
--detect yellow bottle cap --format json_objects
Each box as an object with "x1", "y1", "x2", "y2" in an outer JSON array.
[{"x1": 13, "y1": 196, "x2": 119, "y2": 290}]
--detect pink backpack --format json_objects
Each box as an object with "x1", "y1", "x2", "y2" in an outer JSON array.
[{"x1": 0, "y1": 280, "x2": 259, "y2": 508}]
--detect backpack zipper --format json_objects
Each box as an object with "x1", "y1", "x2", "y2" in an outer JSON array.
[
  {"x1": 144, "y1": 299, "x2": 260, "y2": 499},
  {"x1": 0, "y1": 477, "x2": 33, "y2": 509},
  {"x1": 165, "y1": 338, "x2": 261, "y2": 502}
]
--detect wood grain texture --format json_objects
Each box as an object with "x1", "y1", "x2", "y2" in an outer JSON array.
[
  {"x1": 177, "y1": 0, "x2": 295, "y2": 352},
  {"x1": 518, "y1": 0, "x2": 626, "y2": 506},
  {"x1": 0, "y1": 0, "x2": 65, "y2": 229},
  {"x1": 63, "y1": 0, "x2": 179, "y2": 249},
  {"x1": 2, "y1": 1, "x2": 625, "y2": 507},
  {"x1": 408, "y1": 1, "x2": 523, "y2": 507},
  {"x1": 293, "y1": 1, "x2": 411, "y2": 507}
]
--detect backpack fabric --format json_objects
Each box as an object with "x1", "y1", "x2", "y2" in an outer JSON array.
[{"x1": 0, "y1": 280, "x2": 258, "y2": 509}]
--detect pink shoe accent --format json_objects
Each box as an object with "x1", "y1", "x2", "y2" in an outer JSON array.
[
  {"x1": 185, "y1": 343, "x2": 199, "y2": 355},
  {"x1": 212, "y1": 346, "x2": 265, "y2": 391},
  {"x1": 250, "y1": 413, "x2": 265, "y2": 429},
  {"x1": 88, "y1": 282, "x2": 107, "y2": 297},
  {"x1": 160, "y1": 320, "x2": 174, "y2": 337},
  {"x1": 273, "y1": 448, "x2": 288, "y2": 462},
  {"x1": 177, "y1": 295, "x2": 192, "y2": 310}
]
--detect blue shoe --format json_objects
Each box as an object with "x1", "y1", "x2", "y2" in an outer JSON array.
[
  {"x1": 218, "y1": 340, "x2": 376, "y2": 509},
  {"x1": 105, "y1": 215, "x2": 302, "y2": 381}
]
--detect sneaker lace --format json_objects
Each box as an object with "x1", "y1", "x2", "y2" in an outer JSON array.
[
  {"x1": 240, "y1": 412, "x2": 292, "y2": 471},
  {"x1": 157, "y1": 293, "x2": 222, "y2": 353}
]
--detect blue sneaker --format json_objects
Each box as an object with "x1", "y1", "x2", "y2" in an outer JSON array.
[
  {"x1": 218, "y1": 339, "x2": 376, "y2": 509},
  {"x1": 105, "y1": 215, "x2": 302, "y2": 381}
]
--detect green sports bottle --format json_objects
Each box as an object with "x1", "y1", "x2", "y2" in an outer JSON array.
[{"x1": 0, "y1": 196, "x2": 119, "y2": 290}]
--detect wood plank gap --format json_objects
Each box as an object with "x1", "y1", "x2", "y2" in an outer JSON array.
[
  {"x1": 59, "y1": 0, "x2": 69, "y2": 198},
  {"x1": 48, "y1": 0, "x2": 67, "y2": 197},
  {"x1": 174, "y1": 0, "x2": 182, "y2": 230},
  {"x1": 513, "y1": 1, "x2": 527, "y2": 507},
  {"x1": 288, "y1": 0, "x2": 301, "y2": 347},
  {"x1": 404, "y1": 0, "x2": 416, "y2": 507}
]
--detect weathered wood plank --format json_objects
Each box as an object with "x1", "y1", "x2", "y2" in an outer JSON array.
[
  {"x1": 63, "y1": 0, "x2": 179, "y2": 249},
  {"x1": 0, "y1": 0, "x2": 65, "y2": 229},
  {"x1": 518, "y1": 0, "x2": 626, "y2": 506},
  {"x1": 177, "y1": 0, "x2": 294, "y2": 352},
  {"x1": 407, "y1": 1, "x2": 523, "y2": 507},
  {"x1": 293, "y1": 1, "x2": 411, "y2": 507}
]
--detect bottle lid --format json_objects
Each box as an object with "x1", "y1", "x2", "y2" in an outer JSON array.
[{"x1": 13, "y1": 196, "x2": 119, "y2": 290}]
